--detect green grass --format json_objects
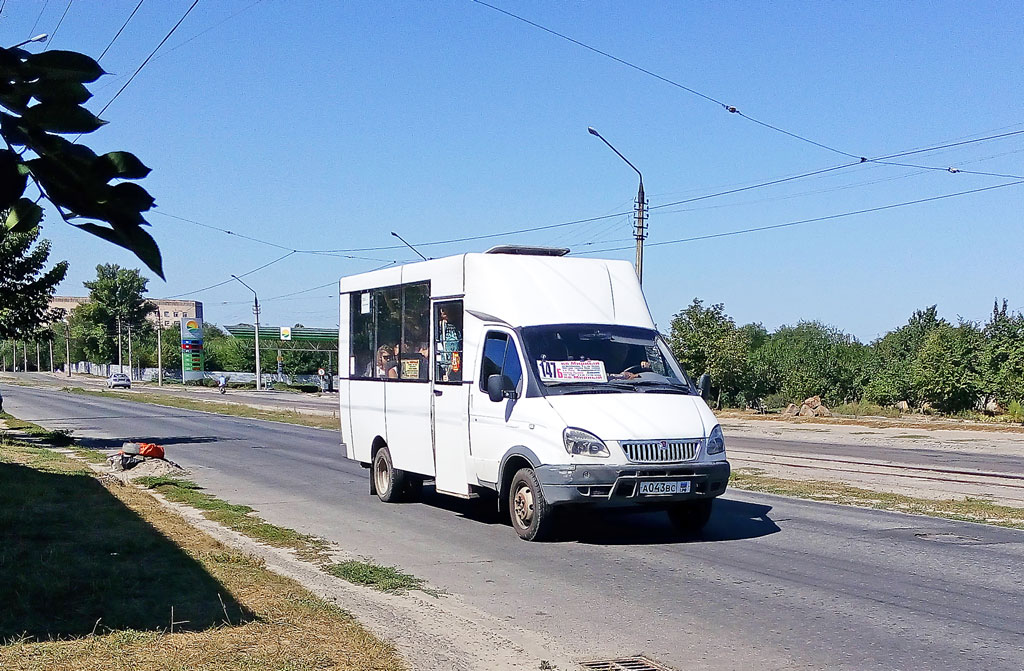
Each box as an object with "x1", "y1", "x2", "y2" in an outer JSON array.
[
  {"x1": 731, "y1": 468, "x2": 1024, "y2": 530},
  {"x1": 326, "y1": 561, "x2": 429, "y2": 594},
  {"x1": 134, "y1": 476, "x2": 329, "y2": 561},
  {"x1": 833, "y1": 401, "x2": 903, "y2": 418},
  {"x1": 0, "y1": 412, "x2": 75, "y2": 446},
  {"x1": 65, "y1": 387, "x2": 338, "y2": 430}
]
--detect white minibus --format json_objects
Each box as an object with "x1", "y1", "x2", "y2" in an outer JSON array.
[{"x1": 338, "y1": 246, "x2": 730, "y2": 540}]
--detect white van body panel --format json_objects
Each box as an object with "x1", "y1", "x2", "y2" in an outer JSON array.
[{"x1": 338, "y1": 250, "x2": 729, "y2": 511}]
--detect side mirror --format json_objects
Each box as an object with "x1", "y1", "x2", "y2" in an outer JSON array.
[
  {"x1": 697, "y1": 373, "x2": 711, "y2": 402},
  {"x1": 487, "y1": 374, "x2": 518, "y2": 402}
]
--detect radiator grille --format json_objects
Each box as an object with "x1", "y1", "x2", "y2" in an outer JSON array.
[{"x1": 620, "y1": 439, "x2": 700, "y2": 464}]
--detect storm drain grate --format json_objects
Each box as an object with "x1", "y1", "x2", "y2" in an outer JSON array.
[{"x1": 579, "y1": 656, "x2": 675, "y2": 671}]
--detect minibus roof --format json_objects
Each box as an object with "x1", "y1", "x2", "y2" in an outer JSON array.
[{"x1": 340, "y1": 250, "x2": 656, "y2": 330}]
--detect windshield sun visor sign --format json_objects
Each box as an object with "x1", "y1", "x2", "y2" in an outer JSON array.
[{"x1": 537, "y1": 359, "x2": 608, "y2": 383}]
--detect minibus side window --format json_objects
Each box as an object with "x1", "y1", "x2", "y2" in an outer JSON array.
[
  {"x1": 399, "y1": 282, "x2": 430, "y2": 380},
  {"x1": 373, "y1": 286, "x2": 402, "y2": 379},
  {"x1": 350, "y1": 292, "x2": 375, "y2": 378},
  {"x1": 502, "y1": 338, "x2": 523, "y2": 390},
  {"x1": 434, "y1": 300, "x2": 463, "y2": 383},
  {"x1": 479, "y1": 333, "x2": 509, "y2": 390},
  {"x1": 478, "y1": 331, "x2": 523, "y2": 393}
]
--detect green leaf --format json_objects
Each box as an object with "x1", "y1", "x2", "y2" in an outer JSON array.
[
  {"x1": 0, "y1": 149, "x2": 27, "y2": 210},
  {"x1": 31, "y1": 81, "x2": 92, "y2": 105},
  {"x1": 21, "y1": 102, "x2": 106, "y2": 134},
  {"x1": 76, "y1": 221, "x2": 164, "y2": 279},
  {"x1": 5, "y1": 198, "x2": 43, "y2": 232},
  {"x1": 109, "y1": 182, "x2": 155, "y2": 211},
  {"x1": 25, "y1": 50, "x2": 105, "y2": 83},
  {"x1": 0, "y1": 92, "x2": 31, "y2": 113},
  {"x1": 0, "y1": 112, "x2": 31, "y2": 145},
  {"x1": 94, "y1": 151, "x2": 151, "y2": 180}
]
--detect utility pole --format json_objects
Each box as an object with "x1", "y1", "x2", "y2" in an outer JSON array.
[
  {"x1": 64, "y1": 321, "x2": 72, "y2": 377},
  {"x1": 36, "y1": 341, "x2": 40, "y2": 372},
  {"x1": 156, "y1": 320, "x2": 163, "y2": 386},
  {"x1": 48, "y1": 339, "x2": 53, "y2": 373},
  {"x1": 23, "y1": 341, "x2": 28, "y2": 372},
  {"x1": 587, "y1": 126, "x2": 648, "y2": 284},
  {"x1": 117, "y1": 314, "x2": 123, "y2": 373},
  {"x1": 127, "y1": 323, "x2": 133, "y2": 381},
  {"x1": 232, "y1": 275, "x2": 262, "y2": 391}
]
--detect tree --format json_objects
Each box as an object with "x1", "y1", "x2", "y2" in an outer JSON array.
[
  {"x1": 749, "y1": 321, "x2": 868, "y2": 407},
  {"x1": 72, "y1": 264, "x2": 156, "y2": 363},
  {"x1": 913, "y1": 322, "x2": 985, "y2": 412},
  {"x1": 0, "y1": 225, "x2": 67, "y2": 339},
  {"x1": 0, "y1": 44, "x2": 161, "y2": 276},
  {"x1": 863, "y1": 306, "x2": 948, "y2": 406},
  {"x1": 982, "y1": 299, "x2": 1024, "y2": 406},
  {"x1": 667, "y1": 299, "x2": 749, "y2": 407}
]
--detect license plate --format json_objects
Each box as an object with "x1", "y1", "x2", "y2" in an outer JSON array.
[{"x1": 638, "y1": 480, "x2": 691, "y2": 495}]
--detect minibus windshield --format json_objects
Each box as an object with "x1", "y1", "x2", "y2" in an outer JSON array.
[{"x1": 520, "y1": 324, "x2": 694, "y2": 395}]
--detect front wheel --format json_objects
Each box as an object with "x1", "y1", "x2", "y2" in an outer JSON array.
[
  {"x1": 667, "y1": 499, "x2": 713, "y2": 535},
  {"x1": 509, "y1": 468, "x2": 556, "y2": 541},
  {"x1": 372, "y1": 447, "x2": 408, "y2": 502}
]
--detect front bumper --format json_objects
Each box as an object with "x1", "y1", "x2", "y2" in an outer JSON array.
[{"x1": 536, "y1": 460, "x2": 730, "y2": 506}]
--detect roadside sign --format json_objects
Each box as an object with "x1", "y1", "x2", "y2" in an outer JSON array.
[
  {"x1": 180, "y1": 317, "x2": 204, "y2": 381},
  {"x1": 317, "y1": 368, "x2": 326, "y2": 376},
  {"x1": 280, "y1": 326, "x2": 292, "y2": 341}
]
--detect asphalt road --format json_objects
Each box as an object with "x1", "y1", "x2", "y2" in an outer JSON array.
[{"x1": 5, "y1": 385, "x2": 1024, "y2": 671}]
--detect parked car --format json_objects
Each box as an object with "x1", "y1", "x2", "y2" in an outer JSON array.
[{"x1": 107, "y1": 373, "x2": 131, "y2": 389}]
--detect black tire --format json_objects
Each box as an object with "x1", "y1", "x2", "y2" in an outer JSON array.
[
  {"x1": 508, "y1": 467, "x2": 555, "y2": 541},
  {"x1": 667, "y1": 499, "x2": 713, "y2": 535},
  {"x1": 403, "y1": 474, "x2": 423, "y2": 501},
  {"x1": 372, "y1": 447, "x2": 407, "y2": 503}
]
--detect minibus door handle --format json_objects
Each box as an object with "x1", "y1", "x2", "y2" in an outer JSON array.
[{"x1": 433, "y1": 389, "x2": 443, "y2": 396}]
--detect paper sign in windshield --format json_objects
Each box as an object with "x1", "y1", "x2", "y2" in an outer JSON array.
[{"x1": 537, "y1": 360, "x2": 608, "y2": 383}]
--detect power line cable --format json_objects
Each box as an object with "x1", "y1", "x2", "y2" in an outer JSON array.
[
  {"x1": 167, "y1": 250, "x2": 295, "y2": 299},
  {"x1": 470, "y1": 0, "x2": 861, "y2": 159},
  {"x1": 97, "y1": 0, "x2": 200, "y2": 117},
  {"x1": 648, "y1": 128, "x2": 1024, "y2": 212},
  {"x1": 153, "y1": 0, "x2": 262, "y2": 60},
  {"x1": 575, "y1": 180, "x2": 1024, "y2": 255},
  {"x1": 28, "y1": 0, "x2": 49, "y2": 38},
  {"x1": 98, "y1": 0, "x2": 146, "y2": 61},
  {"x1": 45, "y1": 0, "x2": 72, "y2": 49}
]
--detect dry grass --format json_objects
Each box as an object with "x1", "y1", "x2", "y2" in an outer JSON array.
[
  {"x1": 0, "y1": 440, "x2": 405, "y2": 671},
  {"x1": 717, "y1": 409, "x2": 1024, "y2": 434},
  {"x1": 66, "y1": 387, "x2": 338, "y2": 430},
  {"x1": 731, "y1": 468, "x2": 1024, "y2": 530}
]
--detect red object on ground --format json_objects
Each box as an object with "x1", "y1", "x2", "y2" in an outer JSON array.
[{"x1": 137, "y1": 443, "x2": 165, "y2": 459}]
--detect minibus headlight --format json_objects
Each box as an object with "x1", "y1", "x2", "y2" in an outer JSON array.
[
  {"x1": 563, "y1": 428, "x2": 609, "y2": 457},
  {"x1": 706, "y1": 424, "x2": 725, "y2": 455}
]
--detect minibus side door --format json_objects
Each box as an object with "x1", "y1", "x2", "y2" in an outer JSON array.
[{"x1": 431, "y1": 299, "x2": 471, "y2": 496}]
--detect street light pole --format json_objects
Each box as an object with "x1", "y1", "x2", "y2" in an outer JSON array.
[
  {"x1": 11, "y1": 34, "x2": 47, "y2": 48},
  {"x1": 588, "y1": 127, "x2": 647, "y2": 284},
  {"x1": 231, "y1": 275, "x2": 262, "y2": 391}
]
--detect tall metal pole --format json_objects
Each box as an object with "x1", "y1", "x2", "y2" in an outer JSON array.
[
  {"x1": 117, "y1": 315, "x2": 123, "y2": 371},
  {"x1": 48, "y1": 339, "x2": 53, "y2": 373},
  {"x1": 587, "y1": 126, "x2": 647, "y2": 285},
  {"x1": 23, "y1": 341, "x2": 27, "y2": 372},
  {"x1": 36, "y1": 341, "x2": 40, "y2": 372},
  {"x1": 65, "y1": 322, "x2": 72, "y2": 377},
  {"x1": 127, "y1": 323, "x2": 133, "y2": 381},
  {"x1": 232, "y1": 275, "x2": 262, "y2": 391},
  {"x1": 157, "y1": 321, "x2": 163, "y2": 386}
]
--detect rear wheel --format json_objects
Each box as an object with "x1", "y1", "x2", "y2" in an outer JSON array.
[
  {"x1": 509, "y1": 467, "x2": 555, "y2": 541},
  {"x1": 667, "y1": 499, "x2": 713, "y2": 535},
  {"x1": 372, "y1": 447, "x2": 407, "y2": 502}
]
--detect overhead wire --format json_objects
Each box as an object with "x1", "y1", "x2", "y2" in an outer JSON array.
[
  {"x1": 574, "y1": 180, "x2": 1024, "y2": 255},
  {"x1": 470, "y1": 0, "x2": 860, "y2": 159},
  {"x1": 98, "y1": 0, "x2": 146, "y2": 61},
  {"x1": 28, "y1": 0, "x2": 49, "y2": 38},
  {"x1": 97, "y1": 0, "x2": 200, "y2": 117},
  {"x1": 166, "y1": 250, "x2": 296, "y2": 299},
  {"x1": 45, "y1": 0, "x2": 72, "y2": 48}
]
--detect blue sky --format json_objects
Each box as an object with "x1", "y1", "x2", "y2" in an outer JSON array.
[{"x1": 4, "y1": 1, "x2": 1022, "y2": 340}]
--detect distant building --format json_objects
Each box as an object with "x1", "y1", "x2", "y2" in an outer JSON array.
[{"x1": 49, "y1": 297, "x2": 204, "y2": 328}]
